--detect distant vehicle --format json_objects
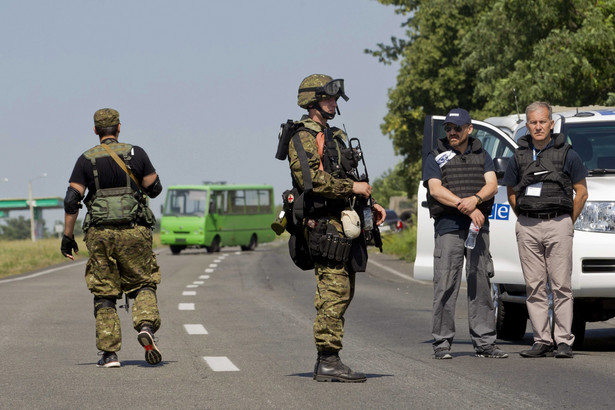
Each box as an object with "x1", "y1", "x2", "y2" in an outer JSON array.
[
  {"x1": 160, "y1": 184, "x2": 276, "y2": 255},
  {"x1": 379, "y1": 209, "x2": 404, "y2": 233}
]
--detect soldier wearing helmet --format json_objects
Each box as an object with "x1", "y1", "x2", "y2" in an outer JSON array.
[{"x1": 287, "y1": 74, "x2": 386, "y2": 382}]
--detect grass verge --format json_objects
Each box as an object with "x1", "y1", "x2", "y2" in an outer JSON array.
[
  {"x1": 379, "y1": 225, "x2": 417, "y2": 262},
  {"x1": 0, "y1": 233, "x2": 161, "y2": 279}
]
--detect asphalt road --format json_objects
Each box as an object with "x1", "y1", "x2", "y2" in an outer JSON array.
[{"x1": 1, "y1": 239, "x2": 615, "y2": 409}]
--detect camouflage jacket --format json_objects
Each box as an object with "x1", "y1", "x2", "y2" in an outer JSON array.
[{"x1": 288, "y1": 115, "x2": 354, "y2": 199}]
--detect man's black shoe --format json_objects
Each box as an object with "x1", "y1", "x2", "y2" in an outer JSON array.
[
  {"x1": 555, "y1": 343, "x2": 574, "y2": 358},
  {"x1": 519, "y1": 342, "x2": 554, "y2": 358},
  {"x1": 96, "y1": 351, "x2": 121, "y2": 368},
  {"x1": 314, "y1": 354, "x2": 366, "y2": 383}
]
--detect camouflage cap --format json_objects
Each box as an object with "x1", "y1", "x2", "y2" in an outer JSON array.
[{"x1": 93, "y1": 108, "x2": 120, "y2": 127}]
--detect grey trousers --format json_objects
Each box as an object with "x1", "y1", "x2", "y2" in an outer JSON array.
[
  {"x1": 515, "y1": 214, "x2": 574, "y2": 346},
  {"x1": 432, "y1": 230, "x2": 496, "y2": 351}
]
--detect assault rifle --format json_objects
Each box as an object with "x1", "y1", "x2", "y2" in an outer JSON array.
[{"x1": 347, "y1": 136, "x2": 383, "y2": 252}]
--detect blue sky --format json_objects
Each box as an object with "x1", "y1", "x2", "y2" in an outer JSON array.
[{"x1": 0, "y1": 0, "x2": 405, "y2": 225}]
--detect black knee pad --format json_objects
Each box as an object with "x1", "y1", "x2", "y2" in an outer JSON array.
[
  {"x1": 93, "y1": 296, "x2": 117, "y2": 318},
  {"x1": 127, "y1": 285, "x2": 156, "y2": 299}
]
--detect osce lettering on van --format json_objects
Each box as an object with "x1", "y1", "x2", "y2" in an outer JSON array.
[{"x1": 160, "y1": 184, "x2": 276, "y2": 255}]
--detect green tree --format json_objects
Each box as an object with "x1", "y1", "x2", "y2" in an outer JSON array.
[
  {"x1": 368, "y1": 0, "x2": 615, "y2": 191},
  {"x1": 0, "y1": 216, "x2": 31, "y2": 240},
  {"x1": 371, "y1": 162, "x2": 408, "y2": 205}
]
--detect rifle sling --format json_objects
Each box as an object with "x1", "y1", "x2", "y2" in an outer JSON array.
[{"x1": 100, "y1": 143, "x2": 144, "y2": 192}]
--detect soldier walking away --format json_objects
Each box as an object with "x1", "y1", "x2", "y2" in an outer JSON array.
[
  {"x1": 61, "y1": 108, "x2": 164, "y2": 368},
  {"x1": 280, "y1": 74, "x2": 386, "y2": 382}
]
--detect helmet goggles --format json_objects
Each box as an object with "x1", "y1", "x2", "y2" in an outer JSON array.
[{"x1": 300, "y1": 79, "x2": 349, "y2": 102}]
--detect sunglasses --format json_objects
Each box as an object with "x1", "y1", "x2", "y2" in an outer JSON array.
[{"x1": 444, "y1": 125, "x2": 464, "y2": 133}]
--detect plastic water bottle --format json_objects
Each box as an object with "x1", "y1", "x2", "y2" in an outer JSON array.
[
  {"x1": 363, "y1": 206, "x2": 373, "y2": 231},
  {"x1": 465, "y1": 222, "x2": 479, "y2": 249}
]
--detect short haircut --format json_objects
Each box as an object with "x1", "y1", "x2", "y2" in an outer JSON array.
[
  {"x1": 95, "y1": 125, "x2": 119, "y2": 137},
  {"x1": 525, "y1": 101, "x2": 552, "y2": 120}
]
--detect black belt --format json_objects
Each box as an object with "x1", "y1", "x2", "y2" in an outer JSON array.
[{"x1": 521, "y1": 211, "x2": 568, "y2": 220}]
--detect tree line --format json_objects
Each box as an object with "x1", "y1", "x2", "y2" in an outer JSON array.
[{"x1": 367, "y1": 0, "x2": 615, "y2": 195}]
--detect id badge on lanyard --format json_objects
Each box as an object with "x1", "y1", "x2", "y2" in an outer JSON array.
[{"x1": 526, "y1": 147, "x2": 543, "y2": 197}]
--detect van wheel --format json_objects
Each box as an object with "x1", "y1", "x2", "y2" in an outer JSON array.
[
  {"x1": 207, "y1": 236, "x2": 221, "y2": 253},
  {"x1": 241, "y1": 234, "x2": 258, "y2": 251},
  {"x1": 494, "y1": 286, "x2": 527, "y2": 340},
  {"x1": 170, "y1": 245, "x2": 184, "y2": 255}
]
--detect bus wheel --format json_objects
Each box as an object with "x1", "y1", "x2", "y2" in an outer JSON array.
[
  {"x1": 170, "y1": 245, "x2": 183, "y2": 255},
  {"x1": 241, "y1": 234, "x2": 258, "y2": 251},
  {"x1": 207, "y1": 236, "x2": 221, "y2": 253}
]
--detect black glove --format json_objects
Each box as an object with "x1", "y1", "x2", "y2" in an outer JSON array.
[{"x1": 61, "y1": 234, "x2": 79, "y2": 258}]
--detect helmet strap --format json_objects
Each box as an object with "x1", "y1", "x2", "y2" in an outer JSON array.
[{"x1": 315, "y1": 102, "x2": 336, "y2": 120}]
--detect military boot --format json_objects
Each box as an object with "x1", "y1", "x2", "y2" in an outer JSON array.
[{"x1": 314, "y1": 352, "x2": 366, "y2": 383}]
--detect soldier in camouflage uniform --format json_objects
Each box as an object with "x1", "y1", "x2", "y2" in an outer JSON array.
[
  {"x1": 289, "y1": 74, "x2": 386, "y2": 382},
  {"x1": 61, "y1": 108, "x2": 164, "y2": 368}
]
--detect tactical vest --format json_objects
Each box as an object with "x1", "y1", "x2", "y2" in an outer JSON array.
[
  {"x1": 290, "y1": 122, "x2": 355, "y2": 218},
  {"x1": 513, "y1": 133, "x2": 573, "y2": 213},
  {"x1": 82, "y1": 141, "x2": 143, "y2": 228},
  {"x1": 427, "y1": 137, "x2": 494, "y2": 219}
]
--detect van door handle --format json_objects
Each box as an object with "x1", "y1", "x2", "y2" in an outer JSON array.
[{"x1": 421, "y1": 201, "x2": 428, "y2": 208}]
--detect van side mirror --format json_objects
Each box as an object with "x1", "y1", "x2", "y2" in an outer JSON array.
[{"x1": 494, "y1": 157, "x2": 510, "y2": 180}]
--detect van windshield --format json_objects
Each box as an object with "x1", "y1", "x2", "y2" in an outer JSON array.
[
  {"x1": 163, "y1": 189, "x2": 208, "y2": 217},
  {"x1": 565, "y1": 122, "x2": 615, "y2": 174}
]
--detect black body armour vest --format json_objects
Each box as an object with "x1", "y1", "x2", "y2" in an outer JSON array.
[
  {"x1": 427, "y1": 137, "x2": 494, "y2": 219},
  {"x1": 513, "y1": 133, "x2": 573, "y2": 214}
]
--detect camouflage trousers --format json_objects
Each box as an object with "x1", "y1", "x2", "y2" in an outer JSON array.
[
  {"x1": 313, "y1": 262, "x2": 356, "y2": 352},
  {"x1": 85, "y1": 225, "x2": 161, "y2": 352}
]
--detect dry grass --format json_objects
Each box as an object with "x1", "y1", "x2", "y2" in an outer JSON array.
[{"x1": 0, "y1": 233, "x2": 161, "y2": 279}]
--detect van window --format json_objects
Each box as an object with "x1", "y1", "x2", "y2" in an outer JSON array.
[{"x1": 564, "y1": 122, "x2": 615, "y2": 171}]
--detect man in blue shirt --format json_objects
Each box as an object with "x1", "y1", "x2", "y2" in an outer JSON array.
[{"x1": 424, "y1": 108, "x2": 507, "y2": 359}]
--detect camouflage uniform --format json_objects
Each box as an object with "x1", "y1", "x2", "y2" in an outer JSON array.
[
  {"x1": 86, "y1": 225, "x2": 161, "y2": 352},
  {"x1": 288, "y1": 116, "x2": 355, "y2": 353}
]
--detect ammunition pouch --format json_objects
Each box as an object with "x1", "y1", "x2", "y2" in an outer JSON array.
[{"x1": 307, "y1": 218, "x2": 352, "y2": 266}]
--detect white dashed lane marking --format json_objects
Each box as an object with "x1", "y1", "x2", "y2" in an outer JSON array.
[
  {"x1": 178, "y1": 303, "x2": 195, "y2": 310},
  {"x1": 209, "y1": 264, "x2": 218, "y2": 268},
  {"x1": 186, "y1": 284, "x2": 198, "y2": 288},
  {"x1": 203, "y1": 356, "x2": 240, "y2": 371},
  {"x1": 182, "y1": 291, "x2": 196, "y2": 296},
  {"x1": 199, "y1": 275, "x2": 210, "y2": 279},
  {"x1": 184, "y1": 324, "x2": 208, "y2": 335},
  {"x1": 193, "y1": 281, "x2": 204, "y2": 285},
  {"x1": 205, "y1": 268, "x2": 214, "y2": 273}
]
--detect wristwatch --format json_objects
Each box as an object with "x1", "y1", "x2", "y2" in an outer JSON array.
[{"x1": 474, "y1": 194, "x2": 483, "y2": 205}]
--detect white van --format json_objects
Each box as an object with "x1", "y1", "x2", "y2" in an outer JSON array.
[{"x1": 415, "y1": 108, "x2": 615, "y2": 346}]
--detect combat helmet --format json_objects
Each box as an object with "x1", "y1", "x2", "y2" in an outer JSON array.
[{"x1": 297, "y1": 74, "x2": 349, "y2": 109}]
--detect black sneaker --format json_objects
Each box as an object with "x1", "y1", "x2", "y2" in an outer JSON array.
[
  {"x1": 97, "y1": 351, "x2": 121, "y2": 368},
  {"x1": 519, "y1": 342, "x2": 554, "y2": 358},
  {"x1": 555, "y1": 343, "x2": 574, "y2": 358},
  {"x1": 476, "y1": 345, "x2": 509, "y2": 358},
  {"x1": 137, "y1": 326, "x2": 162, "y2": 365}
]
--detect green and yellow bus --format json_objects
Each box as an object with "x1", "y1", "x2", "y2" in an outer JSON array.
[{"x1": 160, "y1": 184, "x2": 276, "y2": 255}]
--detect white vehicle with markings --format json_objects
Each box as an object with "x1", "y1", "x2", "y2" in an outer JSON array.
[{"x1": 415, "y1": 108, "x2": 615, "y2": 346}]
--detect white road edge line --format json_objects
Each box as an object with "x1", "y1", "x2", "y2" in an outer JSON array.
[
  {"x1": 0, "y1": 260, "x2": 87, "y2": 284},
  {"x1": 203, "y1": 356, "x2": 239, "y2": 371},
  {"x1": 367, "y1": 259, "x2": 430, "y2": 285}
]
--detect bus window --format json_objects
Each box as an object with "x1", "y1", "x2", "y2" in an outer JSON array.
[
  {"x1": 213, "y1": 191, "x2": 227, "y2": 214},
  {"x1": 258, "y1": 189, "x2": 272, "y2": 213},
  {"x1": 164, "y1": 189, "x2": 207, "y2": 216},
  {"x1": 230, "y1": 190, "x2": 245, "y2": 214},
  {"x1": 245, "y1": 190, "x2": 259, "y2": 214}
]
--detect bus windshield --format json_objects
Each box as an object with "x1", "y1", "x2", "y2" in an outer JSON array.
[{"x1": 163, "y1": 189, "x2": 208, "y2": 217}]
